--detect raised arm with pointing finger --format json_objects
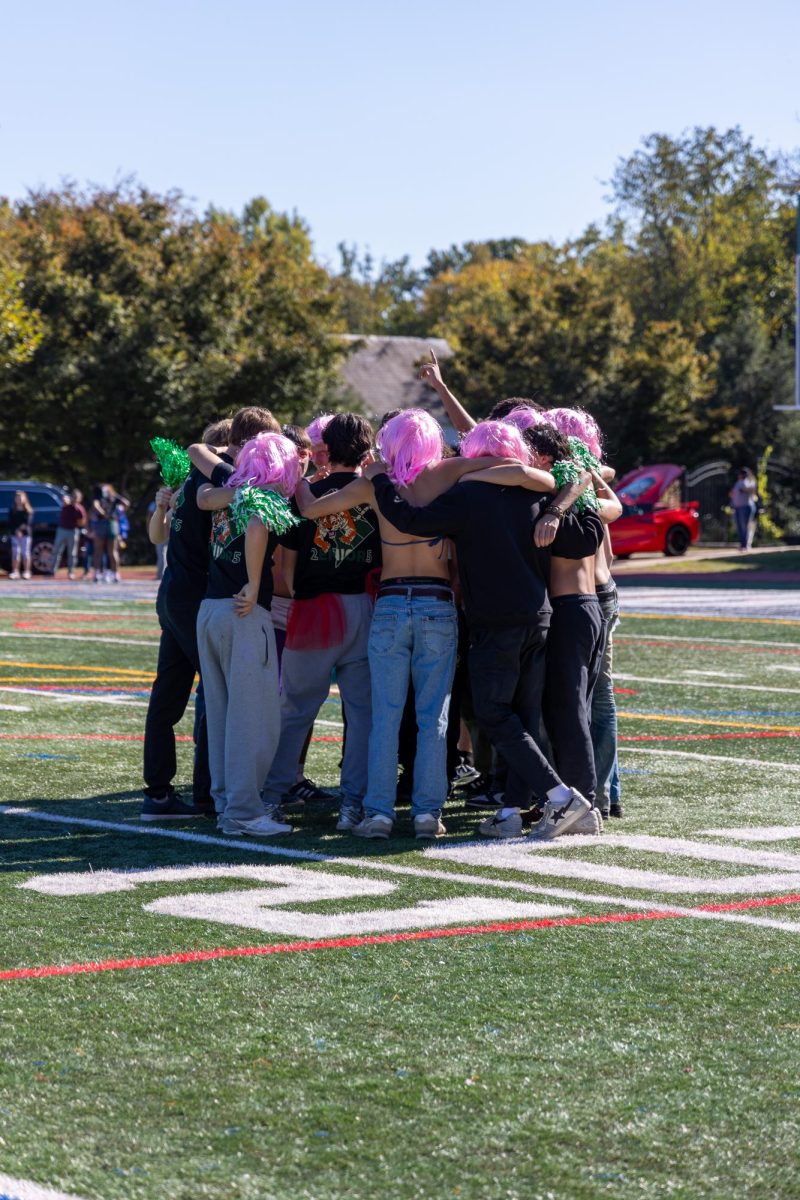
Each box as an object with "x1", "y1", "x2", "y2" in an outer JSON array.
[{"x1": 419, "y1": 349, "x2": 476, "y2": 435}]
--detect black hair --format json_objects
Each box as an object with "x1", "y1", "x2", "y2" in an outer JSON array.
[
  {"x1": 524, "y1": 423, "x2": 569, "y2": 462},
  {"x1": 282, "y1": 423, "x2": 312, "y2": 451},
  {"x1": 488, "y1": 396, "x2": 545, "y2": 420},
  {"x1": 323, "y1": 413, "x2": 374, "y2": 468},
  {"x1": 379, "y1": 408, "x2": 403, "y2": 429}
]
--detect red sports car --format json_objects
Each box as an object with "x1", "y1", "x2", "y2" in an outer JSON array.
[{"x1": 610, "y1": 464, "x2": 700, "y2": 557}]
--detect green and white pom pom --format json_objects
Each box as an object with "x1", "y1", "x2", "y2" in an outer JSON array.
[
  {"x1": 567, "y1": 436, "x2": 602, "y2": 473},
  {"x1": 551, "y1": 452, "x2": 600, "y2": 514},
  {"x1": 230, "y1": 485, "x2": 301, "y2": 536},
  {"x1": 150, "y1": 437, "x2": 192, "y2": 489}
]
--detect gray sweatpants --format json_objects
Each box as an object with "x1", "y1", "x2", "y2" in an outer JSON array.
[
  {"x1": 262, "y1": 592, "x2": 373, "y2": 810},
  {"x1": 196, "y1": 598, "x2": 280, "y2": 823}
]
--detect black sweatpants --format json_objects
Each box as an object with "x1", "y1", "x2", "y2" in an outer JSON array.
[
  {"x1": 468, "y1": 621, "x2": 560, "y2": 808},
  {"x1": 143, "y1": 586, "x2": 211, "y2": 801},
  {"x1": 543, "y1": 594, "x2": 604, "y2": 804}
]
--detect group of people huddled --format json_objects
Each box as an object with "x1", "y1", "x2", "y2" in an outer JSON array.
[{"x1": 141, "y1": 353, "x2": 625, "y2": 843}]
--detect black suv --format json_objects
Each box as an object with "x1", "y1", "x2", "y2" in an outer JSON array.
[{"x1": 0, "y1": 480, "x2": 68, "y2": 575}]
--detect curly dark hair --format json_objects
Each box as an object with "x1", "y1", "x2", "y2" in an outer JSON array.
[{"x1": 323, "y1": 413, "x2": 374, "y2": 467}]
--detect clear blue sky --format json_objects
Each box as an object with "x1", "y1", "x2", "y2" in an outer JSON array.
[{"x1": 2, "y1": 0, "x2": 799, "y2": 269}]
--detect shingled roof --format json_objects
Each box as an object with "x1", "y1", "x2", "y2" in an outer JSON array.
[{"x1": 337, "y1": 335, "x2": 456, "y2": 436}]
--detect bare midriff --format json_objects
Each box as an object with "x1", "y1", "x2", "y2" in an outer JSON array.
[
  {"x1": 377, "y1": 472, "x2": 450, "y2": 582},
  {"x1": 594, "y1": 526, "x2": 614, "y2": 587},
  {"x1": 548, "y1": 554, "x2": 596, "y2": 598}
]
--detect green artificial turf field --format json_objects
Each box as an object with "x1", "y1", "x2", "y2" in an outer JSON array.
[{"x1": 1, "y1": 586, "x2": 799, "y2": 1200}]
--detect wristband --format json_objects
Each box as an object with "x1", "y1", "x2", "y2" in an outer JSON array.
[{"x1": 544, "y1": 505, "x2": 564, "y2": 519}]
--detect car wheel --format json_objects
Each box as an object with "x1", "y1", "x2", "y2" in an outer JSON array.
[
  {"x1": 31, "y1": 538, "x2": 55, "y2": 574},
  {"x1": 664, "y1": 525, "x2": 691, "y2": 557}
]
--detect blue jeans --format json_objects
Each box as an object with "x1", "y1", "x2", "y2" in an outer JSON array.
[
  {"x1": 365, "y1": 595, "x2": 458, "y2": 819},
  {"x1": 590, "y1": 585, "x2": 620, "y2": 810},
  {"x1": 734, "y1": 503, "x2": 756, "y2": 549}
]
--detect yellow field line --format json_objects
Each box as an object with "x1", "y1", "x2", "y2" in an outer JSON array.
[
  {"x1": 617, "y1": 709, "x2": 800, "y2": 733},
  {"x1": 0, "y1": 661, "x2": 153, "y2": 676},
  {"x1": 624, "y1": 612, "x2": 800, "y2": 627}
]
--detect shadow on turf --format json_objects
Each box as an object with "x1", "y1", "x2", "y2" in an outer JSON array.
[{"x1": 0, "y1": 789, "x2": 485, "y2": 875}]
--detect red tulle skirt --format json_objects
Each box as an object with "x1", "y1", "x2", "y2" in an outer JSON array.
[{"x1": 286, "y1": 594, "x2": 347, "y2": 651}]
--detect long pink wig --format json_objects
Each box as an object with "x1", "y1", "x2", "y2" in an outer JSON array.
[
  {"x1": 229, "y1": 432, "x2": 302, "y2": 498},
  {"x1": 377, "y1": 409, "x2": 444, "y2": 487},
  {"x1": 547, "y1": 407, "x2": 603, "y2": 459},
  {"x1": 461, "y1": 420, "x2": 528, "y2": 462},
  {"x1": 504, "y1": 406, "x2": 546, "y2": 434},
  {"x1": 305, "y1": 413, "x2": 334, "y2": 445}
]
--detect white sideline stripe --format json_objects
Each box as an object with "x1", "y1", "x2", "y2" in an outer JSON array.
[
  {"x1": 0, "y1": 632, "x2": 160, "y2": 647},
  {"x1": 620, "y1": 747, "x2": 800, "y2": 771},
  {"x1": 0, "y1": 703, "x2": 31, "y2": 711},
  {"x1": 3, "y1": 805, "x2": 800, "y2": 933},
  {"x1": 616, "y1": 673, "x2": 800, "y2": 695},
  {"x1": 0, "y1": 1173, "x2": 88, "y2": 1200},
  {"x1": 0, "y1": 686, "x2": 146, "y2": 708},
  {"x1": 618, "y1": 632, "x2": 800, "y2": 650},
  {"x1": 315, "y1": 719, "x2": 344, "y2": 729},
  {"x1": 700, "y1": 826, "x2": 800, "y2": 842},
  {"x1": 768, "y1": 665, "x2": 800, "y2": 673}
]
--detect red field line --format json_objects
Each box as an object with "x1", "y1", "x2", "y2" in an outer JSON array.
[
  {"x1": 13, "y1": 623, "x2": 156, "y2": 636},
  {"x1": 3, "y1": 893, "x2": 799, "y2": 982}
]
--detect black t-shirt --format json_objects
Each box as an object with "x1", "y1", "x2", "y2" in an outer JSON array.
[
  {"x1": 280, "y1": 471, "x2": 381, "y2": 600},
  {"x1": 161, "y1": 465, "x2": 225, "y2": 604},
  {"x1": 10, "y1": 509, "x2": 32, "y2": 537},
  {"x1": 371, "y1": 474, "x2": 603, "y2": 629},
  {"x1": 204, "y1": 460, "x2": 276, "y2": 611}
]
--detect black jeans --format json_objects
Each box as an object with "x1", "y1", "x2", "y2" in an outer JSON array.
[
  {"x1": 543, "y1": 594, "x2": 604, "y2": 804},
  {"x1": 468, "y1": 622, "x2": 559, "y2": 807},
  {"x1": 143, "y1": 587, "x2": 210, "y2": 800}
]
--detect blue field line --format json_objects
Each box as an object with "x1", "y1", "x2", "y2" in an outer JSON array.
[{"x1": 621, "y1": 706, "x2": 800, "y2": 720}]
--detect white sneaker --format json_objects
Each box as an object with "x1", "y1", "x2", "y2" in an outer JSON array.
[
  {"x1": 221, "y1": 815, "x2": 293, "y2": 837},
  {"x1": 22, "y1": 571, "x2": 31, "y2": 580},
  {"x1": 9, "y1": 571, "x2": 20, "y2": 580},
  {"x1": 336, "y1": 803, "x2": 363, "y2": 831},
  {"x1": 414, "y1": 813, "x2": 447, "y2": 839},
  {"x1": 562, "y1": 807, "x2": 603, "y2": 837},
  {"x1": 528, "y1": 790, "x2": 592, "y2": 841},
  {"x1": 478, "y1": 808, "x2": 523, "y2": 839},
  {"x1": 352, "y1": 814, "x2": 393, "y2": 840}
]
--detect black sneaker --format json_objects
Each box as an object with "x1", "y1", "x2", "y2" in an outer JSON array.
[
  {"x1": 192, "y1": 797, "x2": 217, "y2": 819},
  {"x1": 451, "y1": 758, "x2": 480, "y2": 789},
  {"x1": 140, "y1": 791, "x2": 206, "y2": 822},
  {"x1": 282, "y1": 776, "x2": 331, "y2": 813},
  {"x1": 460, "y1": 774, "x2": 501, "y2": 810},
  {"x1": 609, "y1": 802, "x2": 624, "y2": 819}
]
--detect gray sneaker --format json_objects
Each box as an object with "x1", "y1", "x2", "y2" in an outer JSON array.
[
  {"x1": 221, "y1": 814, "x2": 293, "y2": 837},
  {"x1": 561, "y1": 806, "x2": 603, "y2": 837},
  {"x1": 528, "y1": 790, "x2": 592, "y2": 841},
  {"x1": 414, "y1": 813, "x2": 447, "y2": 839},
  {"x1": 352, "y1": 814, "x2": 393, "y2": 840},
  {"x1": 478, "y1": 809, "x2": 523, "y2": 839},
  {"x1": 336, "y1": 803, "x2": 363, "y2": 831}
]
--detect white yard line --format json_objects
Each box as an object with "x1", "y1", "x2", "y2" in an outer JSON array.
[
  {"x1": 620, "y1": 746, "x2": 800, "y2": 771},
  {"x1": 0, "y1": 1174, "x2": 88, "y2": 1200},
  {"x1": 0, "y1": 702, "x2": 31, "y2": 712},
  {"x1": 0, "y1": 632, "x2": 159, "y2": 647},
  {"x1": 617, "y1": 632, "x2": 800, "y2": 649},
  {"x1": 1, "y1": 806, "x2": 798, "y2": 933},
  {"x1": 0, "y1": 686, "x2": 146, "y2": 707},
  {"x1": 700, "y1": 826, "x2": 800, "y2": 842},
  {"x1": 615, "y1": 673, "x2": 800, "y2": 694}
]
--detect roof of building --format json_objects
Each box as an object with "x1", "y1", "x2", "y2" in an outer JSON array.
[{"x1": 337, "y1": 335, "x2": 455, "y2": 432}]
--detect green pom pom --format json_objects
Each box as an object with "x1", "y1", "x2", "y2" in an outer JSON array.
[
  {"x1": 230, "y1": 485, "x2": 302, "y2": 537},
  {"x1": 566, "y1": 436, "x2": 601, "y2": 473},
  {"x1": 551, "y1": 449, "x2": 599, "y2": 514},
  {"x1": 150, "y1": 438, "x2": 192, "y2": 489}
]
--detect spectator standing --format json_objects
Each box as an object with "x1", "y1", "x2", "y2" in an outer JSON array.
[
  {"x1": 730, "y1": 468, "x2": 758, "y2": 551},
  {"x1": 51, "y1": 490, "x2": 87, "y2": 579},
  {"x1": 9, "y1": 491, "x2": 34, "y2": 580}
]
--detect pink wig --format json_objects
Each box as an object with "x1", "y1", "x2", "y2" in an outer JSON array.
[
  {"x1": 305, "y1": 413, "x2": 334, "y2": 445},
  {"x1": 229, "y1": 432, "x2": 302, "y2": 498},
  {"x1": 461, "y1": 420, "x2": 528, "y2": 462},
  {"x1": 377, "y1": 409, "x2": 444, "y2": 487},
  {"x1": 504, "y1": 406, "x2": 546, "y2": 434},
  {"x1": 547, "y1": 407, "x2": 603, "y2": 459}
]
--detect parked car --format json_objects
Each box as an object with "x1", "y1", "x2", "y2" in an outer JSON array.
[
  {"x1": 0, "y1": 480, "x2": 70, "y2": 575},
  {"x1": 610, "y1": 464, "x2": 700, "y2": 558}
]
